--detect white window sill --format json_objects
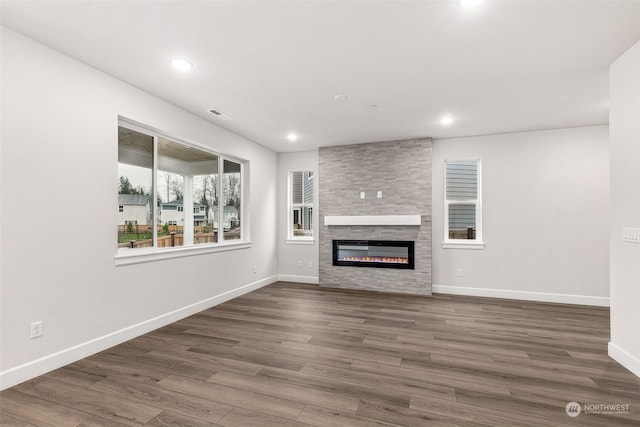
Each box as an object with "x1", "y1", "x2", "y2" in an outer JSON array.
[
  {"x1": 115, "y1": 241, "x2": 252, "y2": 266},
  {"x1": 286, "y1": 239, "x2": 315, "y2": 245},
  {"x1": 442, "y1": 241, "x2": 485, "y2": 250}
]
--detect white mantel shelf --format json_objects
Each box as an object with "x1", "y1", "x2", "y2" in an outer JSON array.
[{"x1": 323, "y1": 215, "x2": 421, "y2": 226}]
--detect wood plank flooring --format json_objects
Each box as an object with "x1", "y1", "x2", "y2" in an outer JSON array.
[{"x1": 1, "y1": 282, "x2": 639, "y2": 426}]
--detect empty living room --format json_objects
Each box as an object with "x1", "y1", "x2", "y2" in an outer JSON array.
[{"x1": 1, "y1": 1, "x2": 640, "y2": 426}]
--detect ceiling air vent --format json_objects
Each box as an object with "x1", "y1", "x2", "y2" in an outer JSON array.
[{"x1": 208, "y1": 108, "x2": 232, "y2": 121}]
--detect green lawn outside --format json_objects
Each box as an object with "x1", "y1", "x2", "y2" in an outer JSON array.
[{"x1": 118, "y1": 232, "x2": 152, "y2": 243}]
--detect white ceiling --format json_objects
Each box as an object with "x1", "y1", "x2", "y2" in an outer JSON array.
[{"x1": 2, "y1": 1, "x2": 640, "y2": 153}]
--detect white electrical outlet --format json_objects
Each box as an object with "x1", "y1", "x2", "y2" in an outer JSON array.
[
  {"x1": 30, "y1": 321, "x2": 43, "y2": 339},
  {"x1": 360, "y1": 191, "x2": 366, "y2": 199},
  {"x1": 457, "y1": 268, "x2": 463, "y2": 277},
  {"x1": 623, "y1": 227, "x2": 640, "y2": 243},
  {"x1": 377, "y1": 191, "x2": 382, "y2": 198},
  {"x1": 252, "y1": 265, "x2": 257, "y2": 274},
  {"x1": 308, "y1": 261, "x2": 313, "y2": 269},
  {"x1": 297, "y1": 260, "x2": 303, "y2": 268}
]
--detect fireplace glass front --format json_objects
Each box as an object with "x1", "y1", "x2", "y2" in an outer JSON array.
[{"x1": 333, "y1": 240, "x2": 415, "y2": 269}]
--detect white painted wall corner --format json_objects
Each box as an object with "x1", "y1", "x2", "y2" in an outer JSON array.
[{"x1": 609, "y1": 341, "x2": 640, "y2": 378}]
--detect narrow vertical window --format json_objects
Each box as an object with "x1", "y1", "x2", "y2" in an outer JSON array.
[
  {"x1": 118, "y1": 127, "x2": 154, "y2": 248},
  {"x1": 289, "y1": 171, "x2": 314, "y2": 240},
  {"x1": 444, "y1": 160, "x2": 483, "y2": 247},
  {"x1": 157, "y1": 137, "x2": 186, "y2": 248},
  {"x1": 193, "y1": 159, "x2": 219, "y2": 245},
  {"x1": 223, "y1": 159, "x2": 242, "y2": 241}
]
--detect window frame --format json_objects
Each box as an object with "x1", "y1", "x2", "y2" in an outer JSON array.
[
  {"x1": 443, "y1": 159, "x2": 484, "y2": 250},
  {"x1": 287, "y1": 170, "x2": 314, "y2": 244},
  {"x1": 115, "y1": 118, "x2": 250, "y2": 266}
]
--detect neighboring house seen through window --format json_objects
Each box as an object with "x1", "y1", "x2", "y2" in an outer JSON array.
[
  {"x1": 288, "y1": 170, "x2": 313, "y2": 240},
  {"x1": 444, "y1": 159, "x2": 483, "y2": 248}
]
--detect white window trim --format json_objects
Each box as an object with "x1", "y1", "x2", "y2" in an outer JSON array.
[
  {"x1": 443, "y1": 159, "x2": 484, "y2": 249},
  {"x1": 116, "y1": 117, "x2": 249, "y2": 264},
  {"x1": 287, "y1": 170, "x2": 314, "y2": 242},
  {"x1": 442, "y1": 242, "x2": 485, "y2": 250},
  {"x1": 115, "y1": 241, "x2": 252, "y2": 266},
  {"x1": 285, "y1": 239, "x2": 315, "y2": 245}
]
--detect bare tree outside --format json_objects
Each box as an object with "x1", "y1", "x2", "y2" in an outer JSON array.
[
  {"x1": 225, "y1": 174, "x2": 240, "y2": 214},
  {"x1": 159, "y1": 171, "x2": 171, "y2": 202},
  {"x1": 168, "y1": 174, "x2": 184, "y2": 201},
  {"x1": 194, "y1": 174, "x2": 218, "y2": 225}
]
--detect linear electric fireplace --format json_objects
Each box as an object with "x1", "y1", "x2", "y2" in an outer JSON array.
[{"x1": 333, "y1": 240, "x2": 415, "y2": 269}]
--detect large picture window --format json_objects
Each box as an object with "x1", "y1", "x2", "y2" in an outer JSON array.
[
  {"x1": 288, "y1": 170, "x2": 313, "y2": 240},
  {"x1": 444, "y1": 159, "x2": 483, "y2": 248},
  {"x1": 117, "y1": 121, "x2": 246, "y2": 259}
]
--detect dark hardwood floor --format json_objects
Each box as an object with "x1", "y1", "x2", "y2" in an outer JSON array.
[{"x1": 1, "y1": 282, "x2": 639, "y2": 426}]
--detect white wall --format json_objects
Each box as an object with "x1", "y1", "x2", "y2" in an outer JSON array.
[
  {"x1": 609, "y1": 39, "x2": 640, "y2": 377},
  {"x1": 118, "y1": 205, "x2": 150, "y2": 226},
  {"x1": 432, "y1": 126, "x2": 610, "y2": 306},
  {"x1": 0, "y1": 27, "x2": 278, "y2": 389},
  {"x1": 277, "y1": 150, "x2": 319, "y2": 283}
]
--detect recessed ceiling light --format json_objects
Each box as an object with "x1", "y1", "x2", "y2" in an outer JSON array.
[
  {"x1": 368, "y1": 104, "x2": 378, "y2": 110},
  {"x1": 171, "y1": 58, "x2": 193, "y2": 72},
  {"x1": 458, "y1": 0, "x2": 484, "y2": 8},
  {"x1": 440, "y1": 115, "x2": 455, "y2": 126},
  {"x1": 334, "y1": 94, "x2": 348, "y2": 102},
  {"x1": 287, "y1": 133, "x2": 299, "y2": 142}
]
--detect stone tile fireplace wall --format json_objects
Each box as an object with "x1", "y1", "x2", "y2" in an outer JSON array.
[{"x1": 319, "y1": 138, "x2": 432, "y2": 295}]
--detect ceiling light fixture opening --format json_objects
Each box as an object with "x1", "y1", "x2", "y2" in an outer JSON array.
[
  {"x1": 440, "y1": 115, "x2": 455, "y2": 126},
  {"x1": 287, "y1": 133, "x2": 299, "y2": 142},
  {"x1": 171, "y1": 58, "x2": 194, "y2": 72},
  {"x1": 334, "y1": 94, "x2": 348, "y2": 102}
]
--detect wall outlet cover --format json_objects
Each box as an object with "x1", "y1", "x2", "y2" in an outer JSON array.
[{"x1": 30, "y1": 321, "x2": 43, "y2": 339}]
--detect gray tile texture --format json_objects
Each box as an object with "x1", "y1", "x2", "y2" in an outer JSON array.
[{"x1": 319, "y1": 138, "x2": 432, "y2": 295}]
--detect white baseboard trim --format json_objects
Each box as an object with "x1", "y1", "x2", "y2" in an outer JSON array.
[
  {"x1": 0, "y1": 275, "x2": 278, "y2": 391},
  {"x1": 277, "y1": 274, "x2": 319, "y2": 284},
  {"x1": 432, "y1": 285, "x2": 610, "y2": 307},
  {"x1": 609, "y1": 342, "x2": 640, "y2": 378}
]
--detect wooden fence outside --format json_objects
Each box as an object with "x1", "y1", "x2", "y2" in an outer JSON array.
[
  {"x1": 449, "y1": 227, "x2": 476, "y2": 240},
  {"x1": 118, "y1": 232, "x2": 223, "y2": 249}
]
